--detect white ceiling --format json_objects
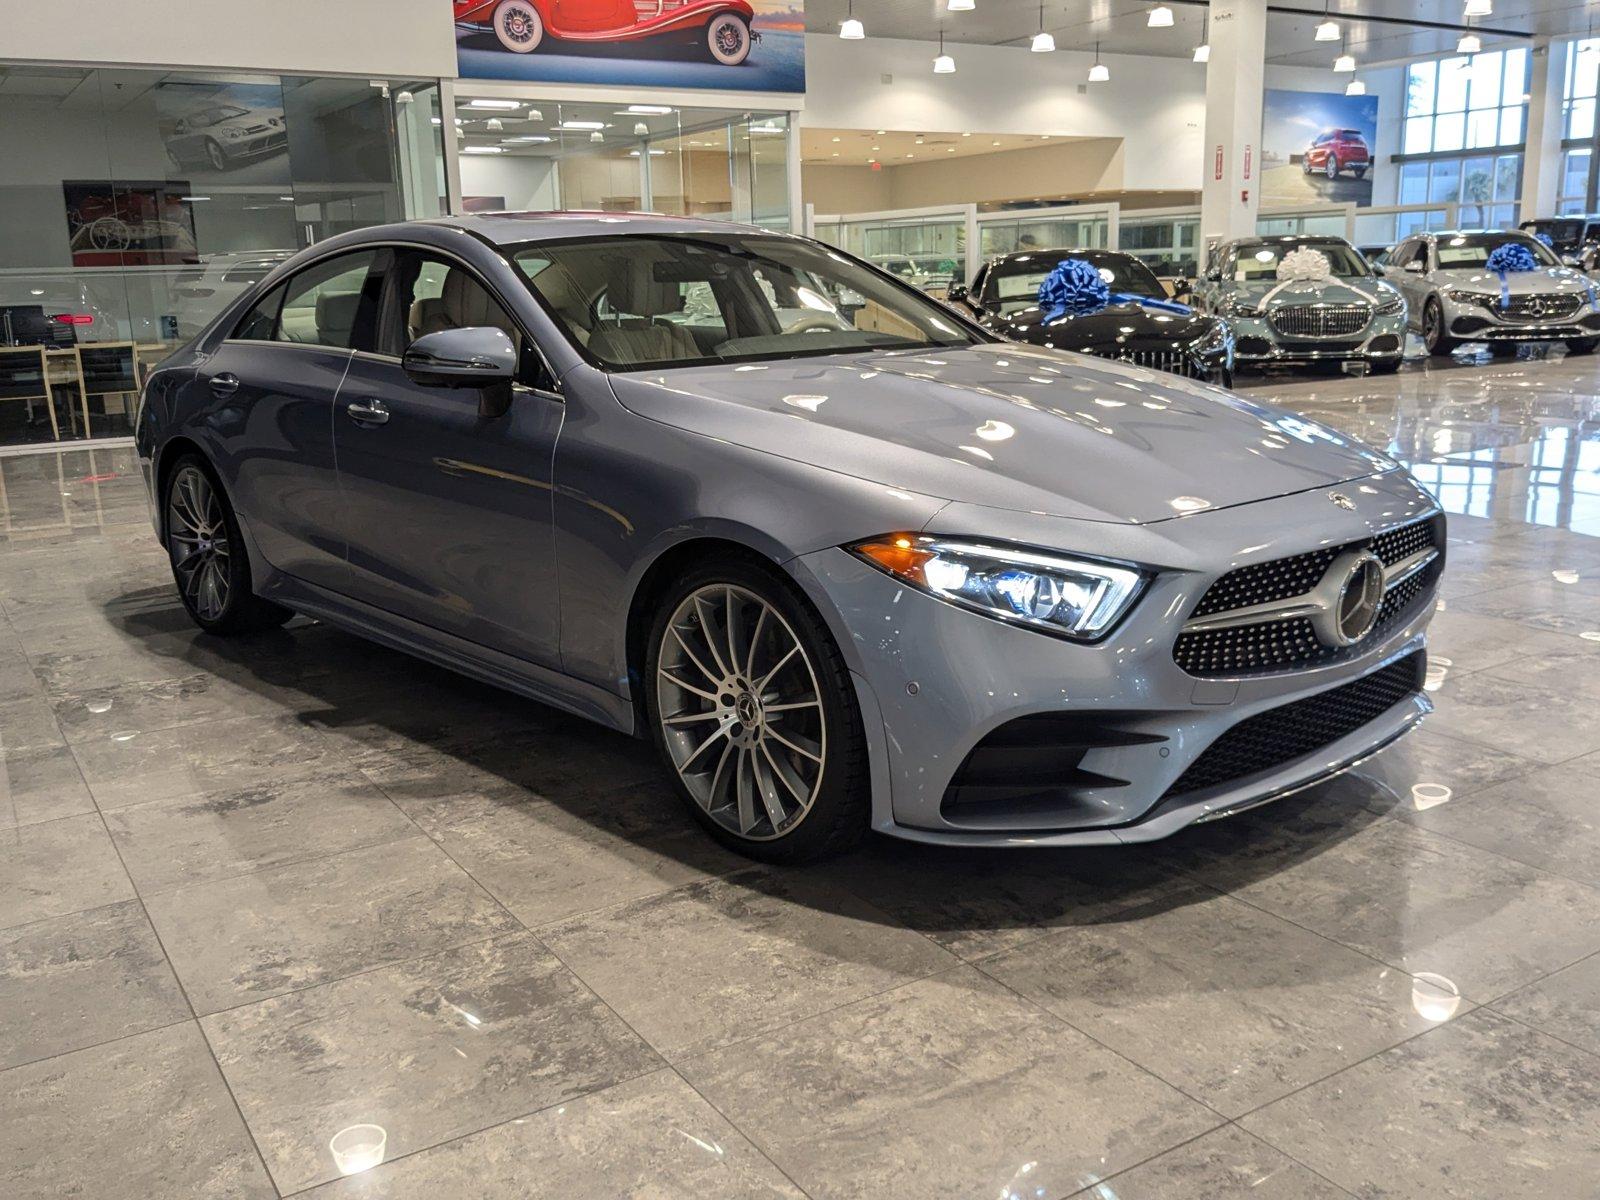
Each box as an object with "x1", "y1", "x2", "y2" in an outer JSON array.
[{"x1": 804, "y1": 1, "x2": 1597, "y2": 67}]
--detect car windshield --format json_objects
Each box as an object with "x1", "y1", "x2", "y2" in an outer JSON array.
[
  {"x1": 984, "y1": 250, "x2": 1165, "y2": 315},
  {"x1": 509, "y1": 233, "x2": 984, "y2": 371},
  {"x1": 1230, "y1": 241, "x2": 1371, "y2": 281},
  {"x1": 1435, "y1": 232, "x2": 1562, "y2": 269}
]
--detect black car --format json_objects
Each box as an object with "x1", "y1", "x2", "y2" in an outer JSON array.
[{"x1": 948, "y1": 249, "x2": 1233, "y2": 386}]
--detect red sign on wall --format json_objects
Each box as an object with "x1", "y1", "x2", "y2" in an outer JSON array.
[{"x1": 1213, "y1": 144, "x2": 1224, "y2": 180}]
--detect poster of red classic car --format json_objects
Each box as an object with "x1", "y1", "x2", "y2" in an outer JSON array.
[
  {"x1": 62, "y1": 182, "x2": 199, "y2": 267},
  {"x1": 453, "y1": 0, "x2": 805, "y2": 92}
]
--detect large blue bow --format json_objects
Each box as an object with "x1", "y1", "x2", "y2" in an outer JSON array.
[
  {"x1": 1037, "y1": 258, "x2": 1192, "y2": 322},
  {"x1": 1485, "y1": 241, "x2": 1539, "y2": 311}
]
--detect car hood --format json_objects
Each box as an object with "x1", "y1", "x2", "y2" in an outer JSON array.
[
  {"x1": 1227, "y1": 278, "x2": 1394, "y2": 308},
  {"x1": 983, "y1": 302, "x2": 1221, "y2": 350},
  {"x1": 1430, "y1": 266, "x2": 1595, "y2": 295},
  {"x1": 606, "y1": 343, "x2": 1394, "y2": 526}
]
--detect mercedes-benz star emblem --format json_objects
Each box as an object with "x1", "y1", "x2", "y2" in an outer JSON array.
[
  {"x1": 1527, "y1": 296, "x2": 1548, "y2": 317},
  {"x1": 1328, "y1": 492, "x2": 1357, "y2": 510},
  {"x1": 1309, "y1": 550, "x2": 1386, "y2": 648}
]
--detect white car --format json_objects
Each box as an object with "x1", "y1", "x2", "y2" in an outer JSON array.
[{"x1": 171, "y1": 251, "x2": 295, "y2": 338}]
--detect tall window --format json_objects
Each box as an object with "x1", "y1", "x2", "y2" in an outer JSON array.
[
  {"x1": 1401, "y1": 48, "x2": 1529, "y2": 229},
  {"x1": 1560, "y1": 38, "x2": 1600, "y2": 213}
]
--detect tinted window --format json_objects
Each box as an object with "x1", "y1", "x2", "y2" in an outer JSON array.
[
  {"x1": 233, "y1": 284, "x2": 285, "y2": 341},
  {"x1": 1434, "y1": 231, "x2": 1561, "y2": 268},
  {"x1": 1230, "y1": 240, "x2": 1373, "y2": 280},
  {"x1": 275, "y1": 250, "x2": 381, "y2": 350},
  {"x1": 510, "y1": 233, "x2": 981, "y2": 371},
  {"x1": 983, "y1": 250, "x2": 1164, "y2": 315}
]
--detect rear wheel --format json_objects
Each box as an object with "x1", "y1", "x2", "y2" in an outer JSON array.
[
  {"x1": 1325, "y1": 156, "x2": 1339, "y2": 180},
  {"x1": 645, "y1": 557, "x2": 868, "y2": 862},
  {"x1": 704, "y1": 12, "x2": 752, "y2": 64},
  {"x1": 1423, "y1": 297, "x2": 1458, "y2": 357},
  {"x1": 491, "y1": 0, "x2": 543, "y2": 52},
  {"x1": 164, "y1": 455, "x2": 291, "y2": 635}
]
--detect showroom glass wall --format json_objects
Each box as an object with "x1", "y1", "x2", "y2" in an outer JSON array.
[
  {"x1": 0, "y1": 64, "x2": 445, "y2": 446},
  {"x1": 1559, "y1": 38, "x2": 1600, "y2": 213},
  {"x1": 1396, "y1": 48, "x2": 1529, "y2": 232},
  {"x1": 451, "y1": 93, "x2": 791, "y2": 229}
]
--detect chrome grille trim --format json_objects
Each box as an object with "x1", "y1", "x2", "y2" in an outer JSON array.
[
  {"x1": 1496, "y1": 293, "x2": 1581, "y2": 320},
  {"x1": 1180, "y1": 548, "x2": 1437, "y2": 635},
  {"x1": 1269, "y1": 303, "x2": 1371, "y2": 338}
]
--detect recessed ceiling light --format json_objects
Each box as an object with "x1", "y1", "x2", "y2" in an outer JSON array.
[
  {"x1": 626, "y1": 104, "x2": 673, "y2": 114},
  {"x1": 560, "y1": 120, "x2": 605, "y2": 130},
  {"x1": 948, "y1": 0, "x2": 975, "y2": 10},
  {"x1": 831, "y1": 135, "x2": 841, "y2": 142},
  {"x1": 467, "y1": 99, "x2": 520, "y2": 110},
  {"x1": 462, "y1": 146, "x2": 504, "y2": 154}
]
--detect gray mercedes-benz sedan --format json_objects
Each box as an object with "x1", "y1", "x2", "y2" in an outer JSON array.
[{"x1": 136, "y1": 212, "x2": 1443, "y2": 861}]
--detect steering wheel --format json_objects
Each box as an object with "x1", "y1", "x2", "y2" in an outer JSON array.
[{"x1": 784, "y1": 312, "x2": 848, "y2": 334}]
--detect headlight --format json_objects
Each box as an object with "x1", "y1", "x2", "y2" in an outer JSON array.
[
  {"x1": 1376, "y1": 294, "x2": 1405, "y2": 316},
  {"x1": 1196, "y1": 320, "x2": 1233, "y2": 355},
  {"x1": 1447, "y1": 289, "x2": 1494, "y2": 308},
  {"x1": 849, "y1": 535, "x2": 1147, "y2": 640}
]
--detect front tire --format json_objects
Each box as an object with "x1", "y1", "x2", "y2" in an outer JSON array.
[
  {"x1": 204, "y1": 139, "x2": 228, "y2": 172},
  {"x1": 491, "y1": 0, "x2": 543, "y2": 53},
  {"x1": 1423, "y1": 297, "x2": 1458, "y2": 357},
  {"x1": 164, "y1": 455, "x2": 291, "y2": 635},
  {"x1": 704, "y1": 12, "x2": 752, "y2": 64},
  {"x1": 645, "y1": 557, "x2": 868, "y2": 862}
]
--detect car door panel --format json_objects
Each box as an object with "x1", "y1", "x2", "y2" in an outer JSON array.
[{"x1": 331, "y1": 250, "x2": 564, "y2": 669}]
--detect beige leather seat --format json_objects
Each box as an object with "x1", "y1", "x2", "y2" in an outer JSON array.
[
  {"x1": 587, "y1": 256, "x2": 699, "y2": 365},
  {"x1": 409, "y1": 269, "x2": 520, "y2": 347},
  {"x1": 526, "y1": 262, "x2": 593, "y2": 346}
]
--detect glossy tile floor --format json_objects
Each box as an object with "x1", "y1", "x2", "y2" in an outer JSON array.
[{"x1": 7, "y1": 348, "x2": 1600, "y2": 1198}]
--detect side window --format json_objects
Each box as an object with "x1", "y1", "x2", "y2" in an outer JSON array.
[
  {"x1": 388, "y1": 250, "x2": 548, "y2": 387},
  {"x1": 1389, "y1": 240, "x2": 1414, "y2": 269},
  {"x1": 275, "y1": 250, "x2": 381, "y2": 351},
  {"x1": 233, "y1": 283, "x2": 285, "y2": 341}
]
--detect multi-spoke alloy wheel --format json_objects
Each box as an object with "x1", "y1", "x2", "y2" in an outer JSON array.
[
  {"x1": 167, "y1": 464, "x2": 231, "y2": 622},
  {"x1": 656, "y1": 584, "x2": 825, "y2": 842}
]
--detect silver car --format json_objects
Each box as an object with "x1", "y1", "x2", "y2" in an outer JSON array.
[
  {"x1": 1195, "y1": 235, "x2": 1407, "y2": 373},
  {"x1": 136, "y1": 213, "x2": 1441, "y2": 861},
  {"x1": 1381, "y1": 229, "x2": 1600, "y2": 357}
]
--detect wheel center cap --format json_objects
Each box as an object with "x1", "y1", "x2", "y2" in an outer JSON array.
[{"x1": 735, "y1": 693, "x2": 760, "y2": 725}]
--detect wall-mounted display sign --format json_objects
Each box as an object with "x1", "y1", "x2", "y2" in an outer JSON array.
[
  {"x1": 1260, "y1": 88, "x2": 1380, "y2": 209},
  {"x1": 62, "y1": 181, "x2": 199, "y2": 267},
  {"x1": 453, "y1": 0, "x2": 805, "y2": 93}
]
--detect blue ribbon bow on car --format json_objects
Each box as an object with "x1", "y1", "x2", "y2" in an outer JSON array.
[
  {"x1": 1037, "y1": 258, "x2": 1193, "y2": 322},
  {"x1": 1484, "y1": 242, "x2": 1539, "y2": 310}
]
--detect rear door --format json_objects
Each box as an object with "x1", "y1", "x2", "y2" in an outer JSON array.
[
  {"x1": 197, "y1": 248, "x2": 384, "y2": 591},
  {"x1": 330, "y1": 246, "x2": 565, "y2": 668}
]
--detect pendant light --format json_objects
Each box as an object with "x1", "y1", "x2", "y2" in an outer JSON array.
[
  {"x1": 1463, "y1": 0, "x2": 1491, "y2": 17},
  {"x1": 1031, "y1": 1, "x2": 1055, "y2": 52},
  {"x1": 1345, "y1": 78, "x2": 1367, "y2": 95},
  {"x1": 1315, "y1": 0, "x2": 1339, "y2": 42},
  {"x1": 1193, "y1": 11, "x2": 1210, "y2": 62},
  {"x1": 839, "y1": 0, "x2": 864, "y2": 40},
  {"x1": 1088, "y1": 41, "x2": 1110, "y2": 82},
  {"x1": 1148, "y1": 5, "x2": 1174, "y2": 28},
  {"x1": 1457, "y1": 17, "x2": 1481, "y2": 54},
  {"x1": 1333, "y1": 34, "x2": 1355, "y2": 73},
  {"x1": 933, "y1": 28, "x2": 956, "y2": 73},
  {"x1": 947, "y1": 0, "x2": 975, "y2": 10}
]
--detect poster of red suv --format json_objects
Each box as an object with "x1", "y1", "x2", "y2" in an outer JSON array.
[{"x1": 453, "y1": 0, "x2": 805, "y2": 92}]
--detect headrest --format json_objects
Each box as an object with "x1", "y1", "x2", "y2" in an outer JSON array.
[
  {"x1": 440, "y1": 269, "x2": 517, "y2": 339},
  {"x1": 316, "y1": 291, "x2": 360, "y2": 341},
  {"x1": 605, "y1": 255, "x2": 683, "y2": 317}
]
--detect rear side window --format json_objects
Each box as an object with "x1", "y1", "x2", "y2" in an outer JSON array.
[
  {"x1": 233, "y1": 284, "x2": 285, "y2": 341},
  {"x1": 273, "y1": 250, "x2": 383, "y2": 351}
]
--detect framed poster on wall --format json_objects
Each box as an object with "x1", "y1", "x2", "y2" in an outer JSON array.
[
  {"x1": 453, "y1": 0, "x2": 805, "y2": 92},
  {"x1": 62, "y1": 181, "x2": 200, "y2": 267},
  {"x1": 1260, "y1": 88, "x2": 1381, "y2": 208}
]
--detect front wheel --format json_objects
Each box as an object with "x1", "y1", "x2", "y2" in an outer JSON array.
[
  {"x1": 164, "y1": 456, "x2": 291, "y2": 635},
  {"x1": 645, "y1": 558, "x2": 868, "y2": 862},
  {"x1": 491, "y1": 0, "x2": 543, "y2": 52},
  {"x1": 204, "y1": 138, "x2": 228, "y2": 172},
  {"x1": 704, "y1": 12, "x2": 752, "y2": 64},
  {"x1": 1423, "y1": 297, "x2": 1458, "y2": 357},
  {"x1": 1567, "y1": 337, "x2": 1599, "y2": 355}
]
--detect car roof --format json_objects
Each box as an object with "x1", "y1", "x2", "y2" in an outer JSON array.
[
  {"x1": 1226, "y1": 234, "x2": 1351, "y2": 247},
  {"x1": 987, "y1": 247, "x2": 1134, "y2": 265},
  {"x1": 359, "y1": 210, "x2": 777, "y2": 247}
]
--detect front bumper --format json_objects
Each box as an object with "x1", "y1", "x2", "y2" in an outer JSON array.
[
  {"x1": 1230, "y1": 311, "x2": 1406, "y2": 367},
  {"x1": 792, "y1": 470, "x2": 1440, "y2": 846},
  {"x1": 1444, "y1": 298, "x2": 1600, "y2": 340}
]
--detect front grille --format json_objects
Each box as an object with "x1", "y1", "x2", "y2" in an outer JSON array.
[
  {"x1": 1270, "y1": 303, "x2": 1371, "y2": 338},
  {"x1": 1499, "y1": 293, "x2": 1581, "y2": 320},
  {"x1": 1089, "y1": 348, "x2": 1206, "y2": 379},
  {"x1": 1174, "y1": 515, "x2": 1443, "y2": 677},
  {"x1": 1163, "y1": 651, "x2": 1424, "y2": 798}
]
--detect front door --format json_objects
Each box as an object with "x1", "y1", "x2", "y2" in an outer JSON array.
[
  {"x1": 331, "y1": 248, "x2": 565, "y2": 669},
  {"x1": 200, "y1": 248, "x2": 383, "y2": 591}
]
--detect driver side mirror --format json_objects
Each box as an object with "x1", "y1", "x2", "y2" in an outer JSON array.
[
  {"x1": 403, "y1": 326, "x2": 518, "y2": 417},
  {"x1": 1403, "y1": 259, "x2": 1425, "y2": 274},
  {"x1": 1203, "y1": 268, "x2": 1221, "y2": 283},
  {"x1": 945, "y1": 283, "x2": 969, "y2": 305}
]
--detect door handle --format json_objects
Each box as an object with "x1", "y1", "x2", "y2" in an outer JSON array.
[
  {"x1": 346, "y1": 400, "x2": 390, "y2": 426},
  {"x1": 209, "y1": 372, "x2": 239, "y2": 397}
]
